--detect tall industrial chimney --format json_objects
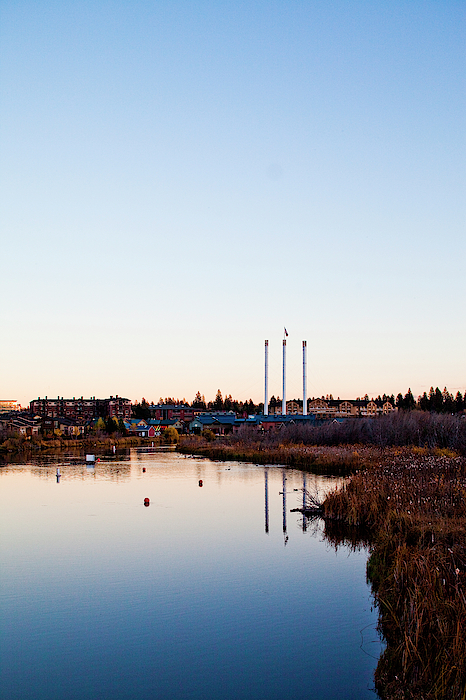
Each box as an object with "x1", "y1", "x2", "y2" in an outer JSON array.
[
  {"x1": 303, "y1": 340, "x2": 307, "y2": 416},
  {"x1": 264, "y1": 340, "x2": 269, "y2": 415},
  {"x1": 282, "y1": 339, "x2": 286, "y2": 415}
]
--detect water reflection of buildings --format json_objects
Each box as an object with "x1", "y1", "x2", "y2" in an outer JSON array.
[{"x1": 2, "y1": 457, "x2": 132, "y2": 482}]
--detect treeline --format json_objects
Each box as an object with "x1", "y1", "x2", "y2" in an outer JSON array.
[
  {"x1": 93, "y1": 417, "x2": 128, "y2": 435},
  {"x1": 133, "y1": 391, "x2": 264, "y2": 416},
  {"x1": 134, "y1": 386, "x2": 465, "y2": 417},
  {"x1": 397, "y1": 386, "x2": 465, "y2": 413},
  {"x1": 193, "y1": 390, "x2": 264, "y2": 414}
]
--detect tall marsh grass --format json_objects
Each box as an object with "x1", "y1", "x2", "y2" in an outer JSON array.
[
  {"x1": 237, "y1": 411, "x2": 466, "y2": 453},
  {"x1": 323, "y1": 450, "x2": 466, "y2": 699},
  {"x1": 179, "y1": 436, "x2": 380, "y2": 474}
]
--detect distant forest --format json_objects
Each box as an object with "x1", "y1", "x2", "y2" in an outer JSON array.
[
  {"x1": 397, "y1": 387, "x2": 465, "y2": 413},
  {"x1": 133, "y1": 387, "x2": 465, "y2": 417}
]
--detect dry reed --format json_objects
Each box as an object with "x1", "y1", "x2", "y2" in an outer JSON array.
[
  {"x1": 323, "y1": 449, "x2": 466, "y2": 699},
  {"x1": 178, "y1": 436, "x2": 382, "y2": 474}
]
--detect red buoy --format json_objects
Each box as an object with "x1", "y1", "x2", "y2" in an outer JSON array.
[
  {"x1": 199, "y1": 480, "x2": 203, "y2": 487},
  {"x1": 142, "y1": 468, "x2": 146, "y2": 472},
  {"x1": 144, "y1": 497, "x2": 150, "y2": 506}
]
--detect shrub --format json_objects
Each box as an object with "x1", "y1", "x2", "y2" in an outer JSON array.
[{"x1": 163, "y1": 426, "x2": 179, "y2": 444}]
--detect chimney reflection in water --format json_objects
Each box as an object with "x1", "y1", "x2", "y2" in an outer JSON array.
[
  {"x1": 302, "y1": 472, "x2": 307, "y2": 532},
  {"x1": 282, "y1": 471, "x2": 287, "y2": 543},
  {"x1": 264, "y1": 468, "x2": 269, "y2": 534}
]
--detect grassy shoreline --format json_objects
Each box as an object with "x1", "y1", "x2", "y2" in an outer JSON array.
[
  {"x1": 0, "y1": 435, "x2": 161, "y2": 460},
  {"x1": 177, "y1": 435, "x2": 383, "y2": 474},
  {"x1": 323, "y1": 448, "x2": 466, "y2": 700}
]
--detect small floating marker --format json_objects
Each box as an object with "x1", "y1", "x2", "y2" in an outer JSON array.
[
  {"x1": 199, "y1": 480, "x2": 203, "y2": 487},
  {"x1": 144, "y1": 497, "x2": 150, "y2": 506},
  {"x1": 142, "y1": 467, "x2": 146, "y2": 473}
]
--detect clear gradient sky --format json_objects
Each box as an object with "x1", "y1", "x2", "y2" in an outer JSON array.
[{"x1": 1, "y1": 0, "x2": 465, "y2": 407}]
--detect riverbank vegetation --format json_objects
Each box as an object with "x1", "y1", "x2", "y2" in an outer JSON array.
[
  {"x1": 0, "y1": 424, "x2": 180, "y2": 461},
  {"x1": 178, "y1": 411, "x2": 466, "y2": 472},
  {"x1": 0, "y1": 428, "x2": 179, "y2": 458},
  {"x1": 179, "y1": 435, "x2": 379, "y2": 473},
  {"x1": 323, "y1": 449, "x2": 466, "y2": 699},
  {"x1": 293, "y1": 410, "x2": 465, "y2": 452},
  {"x1": 0, "y1": 434, "x2": 162, "y2": 461}
]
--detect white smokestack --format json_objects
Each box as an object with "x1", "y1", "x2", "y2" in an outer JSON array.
[
  {"x1": 264, "y1": 340, "x2": 269, "y2": 415},
  {"x1": 303, "y1": 340, "x2": 307, "y2": 416},
  {"x1": 282, "y1": 339, "x2": 286, "y2": 415}
]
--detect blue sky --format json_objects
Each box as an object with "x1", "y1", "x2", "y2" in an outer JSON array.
[{"x1": 1, "y1": 0, "x2": 465, "y2": 407}]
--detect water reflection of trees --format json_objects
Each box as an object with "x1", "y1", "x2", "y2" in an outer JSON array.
[
  {"x1": 47, "y1": 463, "x2": 132, "y2": 481},
  {"x1": 295, "y1": 511, "x2": 372, "y2": 550}
]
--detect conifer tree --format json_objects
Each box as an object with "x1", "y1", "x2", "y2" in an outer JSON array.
[
  {"x1": 404, "y1": 389, "x2": 415, "y2": 411},
  {"x1": 433, "y1": 387, "x2": 444, "y2": 412},
  {"x1": 419, "y1": 392, "x2": 429, "y2": 411},
  {"x1": 213, "y1": 390, "x2": 223, "y2": 411}
]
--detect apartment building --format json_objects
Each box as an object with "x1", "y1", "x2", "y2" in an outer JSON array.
[{"x1": 30, "y1": 395, "x2": 132, "y2": 421}]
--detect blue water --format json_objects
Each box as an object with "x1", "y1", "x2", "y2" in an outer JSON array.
[{"x1": 0, "y1": 449, "x2": 382, "y2": 700}]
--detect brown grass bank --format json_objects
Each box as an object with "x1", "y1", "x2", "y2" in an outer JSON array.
[
  {"x1": 323, "y1": 448, "x2": 466, "y2": 700},
  {"x1": 178, "y1": 435, "x2": 382, "y2": 474}
]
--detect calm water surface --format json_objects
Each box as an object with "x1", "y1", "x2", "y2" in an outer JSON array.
[{"x1": 0, "y1": 449, "x2": 382, "y2": 700}]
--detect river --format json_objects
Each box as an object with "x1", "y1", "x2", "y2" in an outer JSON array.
[{"x1": 0, "y1": 448, "x2": 382, "y2": 700}]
